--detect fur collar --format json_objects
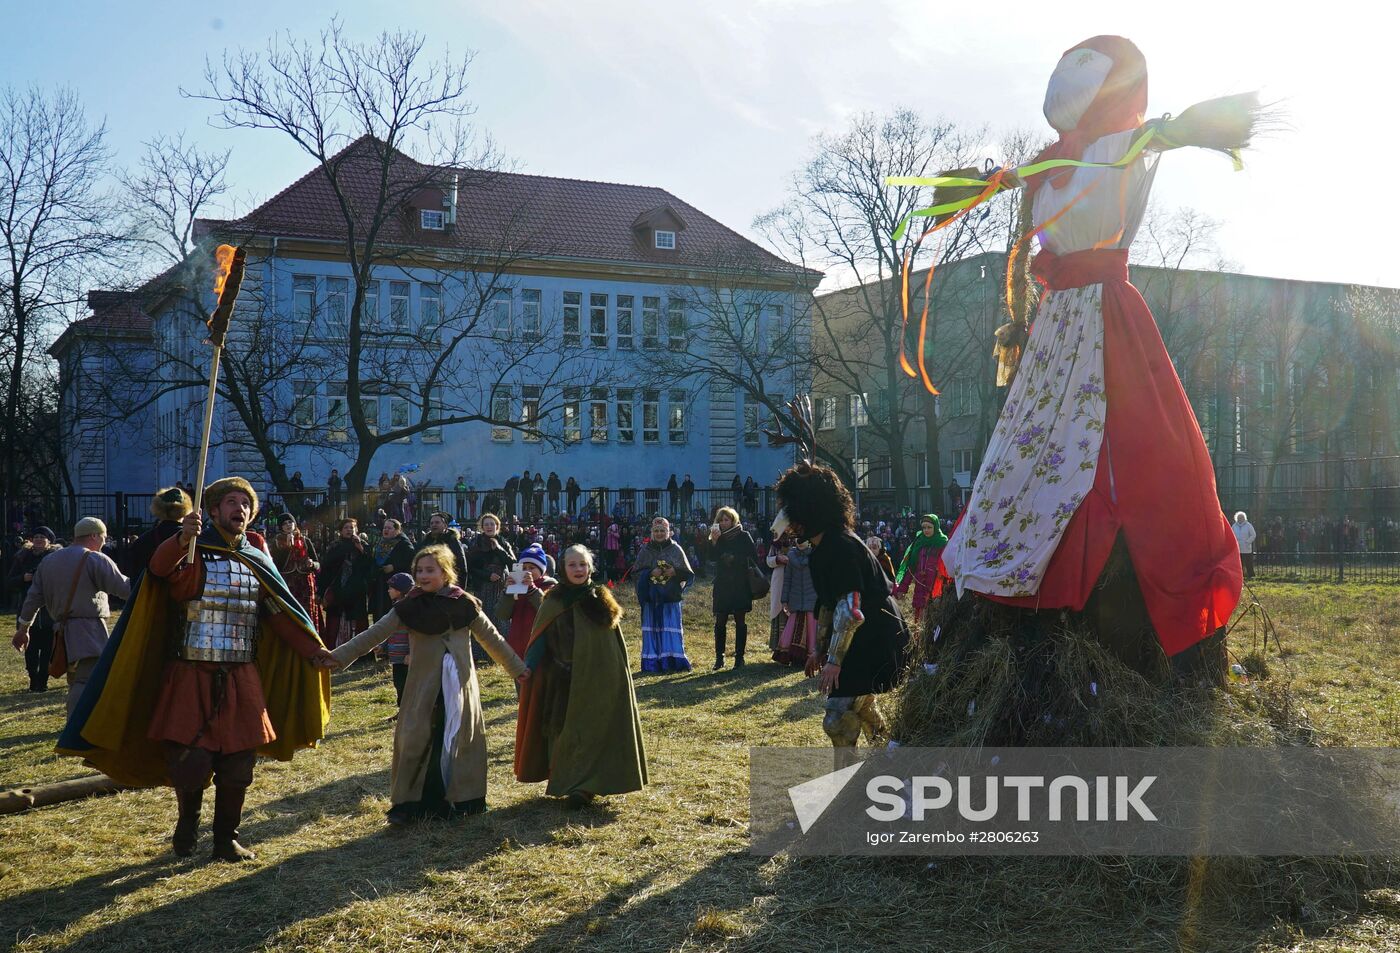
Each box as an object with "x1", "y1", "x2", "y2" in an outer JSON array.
[{"x1": 551, "y1": 581, "x2": 622, "y2": 628}]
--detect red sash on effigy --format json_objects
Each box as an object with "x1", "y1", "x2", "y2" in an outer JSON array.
[{"x1": 984, "y1": 248, "x2": 1242, "y2": 656}]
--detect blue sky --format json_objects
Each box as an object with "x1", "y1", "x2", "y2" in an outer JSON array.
[{"x1": 5, "y1": 1, "x2": 1389, "y2": 289}]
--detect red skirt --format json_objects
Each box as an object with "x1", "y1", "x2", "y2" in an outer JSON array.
[
  {"x1": 986, "y1": 249, "x2": 1242, "y2": 656},
  {"x1": 148, "y1": 658, "x2": 276, "y2": 752}
]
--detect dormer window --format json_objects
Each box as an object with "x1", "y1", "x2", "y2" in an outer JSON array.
[
  {"x1": 421, "y1": 209, "x2": 445, "y2": 231},
  {"x1": 654, "y1": 229, "x2": 676, "y2": 250}
]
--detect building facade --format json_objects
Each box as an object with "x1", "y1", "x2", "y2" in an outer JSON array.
[
  {"x1": 814, "y1": 251, "x2": 1400, "y2": 522},
  {"x1": 52, "y1": 138, "x2": 818, "y2": 516}
]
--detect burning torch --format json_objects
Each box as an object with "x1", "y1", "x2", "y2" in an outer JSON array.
[{"x1": 187, "y1": 243, "x2": 246, "y2": 562}]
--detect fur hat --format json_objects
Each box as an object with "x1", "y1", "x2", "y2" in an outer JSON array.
[
  {"x1": 151, "y1": 486, "x2": 193, "y2": 522},
  {"x1": 204, "y1": 476, "x2": 260, "y2": 520}
]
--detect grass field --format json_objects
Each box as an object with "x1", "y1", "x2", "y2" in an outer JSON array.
[{"x1": 2, "y1": 582, "x2": 1399, "y2": 952}]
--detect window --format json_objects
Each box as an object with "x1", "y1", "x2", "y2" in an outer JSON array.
[
  {"x1": 951, "y1": 378, "x2": 974, "y2": 417},
  {"x1": 388, "y1": 396, "x2": 410, "y2": 442},
  {"x1": 849, "y1": 393, "x2": 868, "y2": 427},
  {"x1": 744, "y1": 400, "x2": 760, "y2": 446},
  {"x1": 642, "y1": 389, "x2": 660, "y2": 444},
  {"x1": 874, "y1": 455, "x2": 891, "y2": 490},
  {"x1": 668, "y1": 389, "x2": 687, "y2": 444},
  {"x1": 389, "y1": 281, "x2": 410, "y2": 330},
  {"x1": 616, "y1": 295, "x2": 634, "y2": 350},
  {"x1": 490, "y1": 289, "x2": 512, "y2": 338},
  {"x1": 423, "y1": 387, "x2": 443, "y2": 444},
  {"x1": 616, "y1": 388, "x2": 635, "y2": 442},
  {"x1": 1260, "y1": 361, "x2": 1276, "y2": 414},
  {"x1": 913, "y1": 452, "x2": 928, "y2": 487},
  {"x1": 666, "y1": 299, "x2": 686, "y2": 351},
  {"x1": 743, "y1": 303, "x2": 761, "y2": 351},
  {"x1": 642, "y1": 297, "x2": 661, "y2": 349},
  {"x1": 521, "y1": 289, "x2": 542, "y2": 340},
  {"x1": 589, "y1": 293, "x2": 609, "y2": 349},
  {"x1": 654, "y1": 229, "x2": 676, "y2": 250},
  {"x1": 818, "y1": 396, "x2": 837, "y2": 431},
  {"x1": 953, "y1": 449, "x2": 975, "y2": 474},
  {"x1": 522, "y1": 385, "x2": 541, "y2": 442},
  {"x1": 325, "y1": 382, "x2": 348, "y2": 442},
  {"x1": 590, "y1": 388, "x2": 609, "y2": 442},
  {"x1": 362, "y1": 280, "x2": 380, "y2": 330},
  {"x1": 1288, "y1": 362, "x2": 1303, "y2": 452},
  {"x1": 292, "y1": 275, "x2": 315, "y2": 328},
  {"x1": 420, "y1": 209, "x2": 445, "y2": 230},
  {"x1": 420, "y1": 283, "x2": 442, "y2": 328},
  {"x1": 491, "y1": 385, "x2": 512, "y2": 442},
  {"x1": 359, "y1": 389, "x2": 380, "y2": 436},
  {"x1": 1233, "y1": 396, "x2": 1246, "y2": 453},
  {"x1": 323, "y1": 278, "x2": 348, "y2": 337},
  {"x1": 854, "y1": 457, "x2": 869, "y2": 489},
  {"x1": 563, "y1": 291, "x2": 582, "y2": 348},
  {"x1": 767, "y1": 303, "x2": 786, "y2": 352},
  {"x1": 563, "y1": 387, "x2": 581, "y2": 443},
  {"x1": 293, "y1": 380, "x2": 315, "y2": 429}
]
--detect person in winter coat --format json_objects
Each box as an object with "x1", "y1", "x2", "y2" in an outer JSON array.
[
  {"x1": 515, "y1": 545, "x2": 647, "y2": 806},
  {"x1": 775, "y1": 538, "x2": 818, "y2": 667},
  {"x1": 329, "y1": 546, "x2": 528, "y2": 823},
  {"x1": 765, "y1": 532, "x2": 793, "y2": 653},
  {"x1": 892, "y1": 515, "x2": 948, "y2": 624},
  {"x1": 867, "y1": 536, "x2": 896, "y2": 583},
  {"x1": 709, "y1": 506, "x2": 760, "y2": 669},
  {"x1": 8, "y1": 525, "x2": 58, "y2": 691},
  {"x1": 495, "y1": 544, "x2": 556, "y2": 659},
  {"x1": 320, "y1": 518, "x2": 376, "y2": 648},
  {"x1": 465, "y1": 513, "x2": 516, "y2": 618},
  {"x1": 371, "y1": 518, "x2": 417, "y2": 619},
  {"x1": 419, "y1": 512, "x2": 468, "y2": 587}
]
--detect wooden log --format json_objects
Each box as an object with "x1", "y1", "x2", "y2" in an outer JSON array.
[{"x1": 0, "y1": 776, "x2": 126, "y2": 815}]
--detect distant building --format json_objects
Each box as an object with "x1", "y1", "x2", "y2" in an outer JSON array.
[{"x1": 52, "y1": 137, "x2": 818, "y2": 513}]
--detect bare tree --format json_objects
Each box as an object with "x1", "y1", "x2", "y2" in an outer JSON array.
[
  {"x1": 0, "y1": 86, "x2": 128, "y2": 500},
  {"x1": 758, "y1": 109, "x2": 1014, "y2": 506},
  {"x1": 180, "y1": 22, "x2": 609, "y2": 495}
]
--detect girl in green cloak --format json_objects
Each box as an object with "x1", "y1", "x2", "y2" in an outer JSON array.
[{"x1": 893, "y1": 515, "x2": 948, "y2": 624}]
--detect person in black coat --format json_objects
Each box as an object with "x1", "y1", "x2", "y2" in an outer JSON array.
[
  {"x1": 666, "y1": 474, "x2": 679, "y2": 516},
  {"x1": 546, "y1": 472, "x2": 562, "y2": 515},
  {"x1": 418, "y1": 512, "x2": 468, "y2": 587},
  {"x1": 708, "y1": 506, "x2": 760, "y2": 669},
  {"x1": 320, "y1": 517, "x2": 376, "y2": 648},
  {"x1": 371, "y1": 517, "x2": 416, "y2": 619},
  {"x1": 8, "y1": 525, "x2": 59, "y2": 691},
  {"x1": 565, "y1": 476, "x2": 581, "y2": 516},
  {"x1": 774, "y1": 462, "x2": 909, "y2": 755},
  {"x1": 128, "y1": 486, "x2": 193, "y2": 575}
]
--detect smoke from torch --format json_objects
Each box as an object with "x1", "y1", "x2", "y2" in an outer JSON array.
[{"x1": 207, "y1": 244, "x2": 245, "y2": 349}]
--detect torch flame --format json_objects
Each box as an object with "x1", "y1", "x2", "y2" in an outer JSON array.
[{"x1": 211, "y1": 244, "x2": 237, "y2": 298}]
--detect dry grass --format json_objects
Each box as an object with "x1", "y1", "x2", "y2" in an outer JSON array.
[{"x1": 1, "y1": 582, "x2": 1399, "y2": 952}]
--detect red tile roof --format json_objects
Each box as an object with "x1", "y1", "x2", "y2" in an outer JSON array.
[
  {"x1": 48, "y1": 293, "x2": 152, "y2": 357},
  {"x1": 197, "y1": 135, "x2": 817, "y2": 279}
]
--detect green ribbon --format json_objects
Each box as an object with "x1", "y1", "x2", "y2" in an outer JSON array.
[{"x1": 886, "y1": 125, "x2": 1163, "y2": 242}]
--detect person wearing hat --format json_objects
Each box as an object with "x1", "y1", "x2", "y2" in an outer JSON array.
[
  {"x1": 495, "y1": 544, "x2": 556, "y2": 659},
  {"x1": 8, "y1": 525, "x2": 58, "y2": 692},
  {"x1": 57, "y1": 477, "x2": 335, "y2": 862},
  {"x1": 13, "y1": 518, "x2": 129, "y2": 711},
  {"x1": 892, "y1": 515, "x2": 949, "y2": 625},
  {"x1": 383, "y1": 572, "x2": 415, "y2": 707},
  {"x1": 129, "y1": 487, "x2": 193, "y2": 574}
]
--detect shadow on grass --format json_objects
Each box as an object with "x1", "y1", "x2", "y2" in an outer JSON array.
[{"x1": 17, "y1": 776, "x2": 601, "y2": 953}]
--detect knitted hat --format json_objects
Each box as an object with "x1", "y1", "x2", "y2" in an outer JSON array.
[
  {"x1": 73, "y1": 516, "x2": 107, "y2": 539},
  {"x1": 387, "y1": 572, "x2": 414, "y2": 594},
  {"x1": 518, "y1": 544, "x2": 549, "y2": 573},
  {"x1": 30, "y1": 526, "x2": 55, "y2": 542}
]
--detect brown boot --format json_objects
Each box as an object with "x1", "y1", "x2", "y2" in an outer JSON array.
[
  {"x1": 211, "y1": 784, "x2": 255, "y2": 862},
  {"x1": 172, "y1": 789, "x2": 203, "y2": 857}
]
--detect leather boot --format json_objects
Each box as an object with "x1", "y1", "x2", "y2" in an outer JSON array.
[
  {"x1": 713, "y1": 620, "x2": 726, "y2": 670},
  {"x1": 172, "y1": 789, "x2": 203, "y2": 857},
  {"x1": 734, "y1": 620, "x2": 748, "y2": 668},
  {"x1": 211, "y1": 784, "x2": 256, "y2": 862}
]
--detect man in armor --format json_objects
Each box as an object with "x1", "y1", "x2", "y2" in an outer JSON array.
[{"x1": 59, "y1": 477, "x2": 335, "y2": 862}]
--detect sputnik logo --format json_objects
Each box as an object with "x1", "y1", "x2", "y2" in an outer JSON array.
[{"x1": 787, "y1": 762, "x2": 863, "y2": 834}]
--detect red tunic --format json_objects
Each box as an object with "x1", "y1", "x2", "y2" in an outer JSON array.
[{"x1": 145, "y1": 531, "x2": 323, "y2": 752}]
